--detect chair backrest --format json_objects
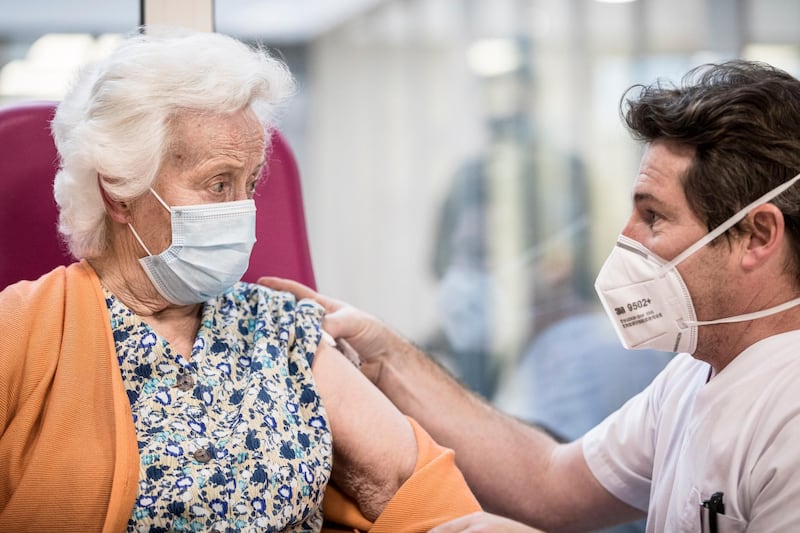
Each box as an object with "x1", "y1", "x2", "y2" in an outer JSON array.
[{"x1": 0, "y1": 100, "x2": 316, "y2": 291}]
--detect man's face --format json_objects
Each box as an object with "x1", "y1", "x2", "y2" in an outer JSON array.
[
  {"x1": 620, "y1": 139, "x2": 735, "y2": 325},
  {"x1": 621, "y1": 139, "x2": 706, "y2": 258}
]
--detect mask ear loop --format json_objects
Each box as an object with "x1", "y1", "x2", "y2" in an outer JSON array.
[
  {"x1": 128, "y1": 223, "x2": 153, "y2": 256},
  {"x1": 149, "y1": 188, "x2": 173, "y2": 212},
  {"x1": 127, "y1": 188, "x2": 172, "y2": 257},
  {"x1": 657, "y1": 172, "x2": 800, "y2": 277}
]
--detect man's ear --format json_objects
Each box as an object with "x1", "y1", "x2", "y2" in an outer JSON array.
[
  {"x1": 741, "y1": 203, "x2": 784, "y2": 271},
  {"x1": 98, "y1": 174, "x2": 131, "y2": 224}
]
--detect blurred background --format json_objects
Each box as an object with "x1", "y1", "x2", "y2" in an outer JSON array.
[{"x1": 2, "y1": 2, "x2": 798, "y2": 511}]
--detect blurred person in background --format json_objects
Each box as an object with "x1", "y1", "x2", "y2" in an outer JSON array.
[{"x1": 429, "y1": 157, "x2": 496, "y2": 396}]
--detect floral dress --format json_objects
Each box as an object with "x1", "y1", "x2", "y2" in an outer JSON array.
[{"x1": 105, "y1": 283, "x2": 333, "y2": 532}]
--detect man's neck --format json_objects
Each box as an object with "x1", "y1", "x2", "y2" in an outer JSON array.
[{"x1": 695, "y1": 306, "x2": 800, "y2": 373}]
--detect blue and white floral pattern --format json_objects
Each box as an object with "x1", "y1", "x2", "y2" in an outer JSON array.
[{"x1": 105, "y1": 283, "x2": 333, "y2": 532}]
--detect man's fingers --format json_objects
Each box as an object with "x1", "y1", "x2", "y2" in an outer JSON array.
[
  {"x1": 258, "y1": 276, "x2": 389, "y2": 371},
  {"x1": 257, "y1": 276, "x2": 317, "y2": 298},
  {"x1": 321, "y1": 308, "x2": 364, "y2": 339},
  {"x1": 257, "y1": 276, "x2": 343, "y2": 312}
]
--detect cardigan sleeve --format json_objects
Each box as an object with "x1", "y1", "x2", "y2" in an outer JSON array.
[
  {"x1": 0, "y1": 262, "x2": 139, "y2": 532},
  {"x1": 321, "y1": 417, "x2": 481, "y2": 533}
]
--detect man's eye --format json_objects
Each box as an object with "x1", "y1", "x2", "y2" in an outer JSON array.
[
  {"x1": 645, "y1": 210, "x2": 661, "y2": 225},
  {"x1": 211, "y1": 182, "x2": 226, "y2": 193}
]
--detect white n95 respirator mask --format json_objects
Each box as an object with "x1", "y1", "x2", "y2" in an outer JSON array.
[
  {"x1": 128, "y1": 188, "x2": 256, "y2": 305},
  {"x1": 595, "y1": 173, "x2": 800, "y2": 355}
]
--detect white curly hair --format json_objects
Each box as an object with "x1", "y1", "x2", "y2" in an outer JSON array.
[{"x1": 51, "y1": 28, "x2": 295, "y2": 259}]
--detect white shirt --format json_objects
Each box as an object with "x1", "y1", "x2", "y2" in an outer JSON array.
[{"x1": 583, "y1": 331, "x2": 800, "y2": 532}]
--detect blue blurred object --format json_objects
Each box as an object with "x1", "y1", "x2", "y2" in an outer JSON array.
[{"x1": 494, "y1": 311, "x2": 674, "y2": 533}]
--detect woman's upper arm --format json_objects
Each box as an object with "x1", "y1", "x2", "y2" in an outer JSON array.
[{"x1": 311, "y1": 337, "x2": 417, "y2": 520}]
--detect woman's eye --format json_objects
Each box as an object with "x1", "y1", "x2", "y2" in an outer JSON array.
[{"x1": 211, "y1": 182, "x2": 226, "y2": 193}]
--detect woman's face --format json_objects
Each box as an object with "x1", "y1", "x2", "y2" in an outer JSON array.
[{"x1": 127, "y1": 107, "x2": 267, "y2": 256}]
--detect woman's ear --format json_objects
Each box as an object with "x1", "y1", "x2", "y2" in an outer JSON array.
[
  {"x1": 97, "y1": 174, "x2": 131, "y2": 224},
  {"x1": 741, "y1": 203, "x2": 784, "y2": 271}
]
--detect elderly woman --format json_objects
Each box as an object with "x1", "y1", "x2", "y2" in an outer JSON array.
[{"x1": 0, "y1": 30, "x2": 479, "y2": 532}]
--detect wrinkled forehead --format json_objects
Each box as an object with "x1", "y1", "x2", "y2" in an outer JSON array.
[{"x1": 163, "y1": 107, "x2": 267, "y2": 162}]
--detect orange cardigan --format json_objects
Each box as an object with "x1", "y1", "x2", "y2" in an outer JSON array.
[{"x1": 0, "y1": 262, "x2": 480, "y2": 532}]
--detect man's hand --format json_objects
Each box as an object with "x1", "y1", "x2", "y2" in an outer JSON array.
[
  {"x1": 428, "y1": 511, "x2": 547, "y2": 532},
  {"x1": 257, "y1": 277, "x2": 411, "y2": 382}
]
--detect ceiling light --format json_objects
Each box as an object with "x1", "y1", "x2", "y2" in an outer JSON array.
[{"x1": 467, "y1": 38, "x2": 522, "y2": 77}]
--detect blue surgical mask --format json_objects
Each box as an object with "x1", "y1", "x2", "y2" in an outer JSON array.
[
  {"x1": 128, "y1": 189, "x2": 256, "y2": 305},
  {"x1": 437, "y1": 264, "x2": 493, "y2": 352}
]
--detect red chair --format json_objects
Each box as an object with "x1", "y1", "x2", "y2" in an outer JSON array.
[{"x1": 0, "y1": 101, "x2": 316, "y2": 290}]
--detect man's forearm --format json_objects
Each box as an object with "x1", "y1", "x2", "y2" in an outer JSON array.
[
  {"x1": 363, "y1": 334, "x2": 559, "y2": 523},
  {"x1": 362, "y1": 333, "x2": 641, "y2": 532}
]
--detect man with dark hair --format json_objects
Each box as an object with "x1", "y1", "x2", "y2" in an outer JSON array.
[{"x1": 263, "y1": 60, "x2": 800, "y2": 531}]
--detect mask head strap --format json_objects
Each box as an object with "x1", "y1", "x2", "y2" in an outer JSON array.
[{"x1": 657, "y1": 172, "x2": 800, "y2": 276}]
